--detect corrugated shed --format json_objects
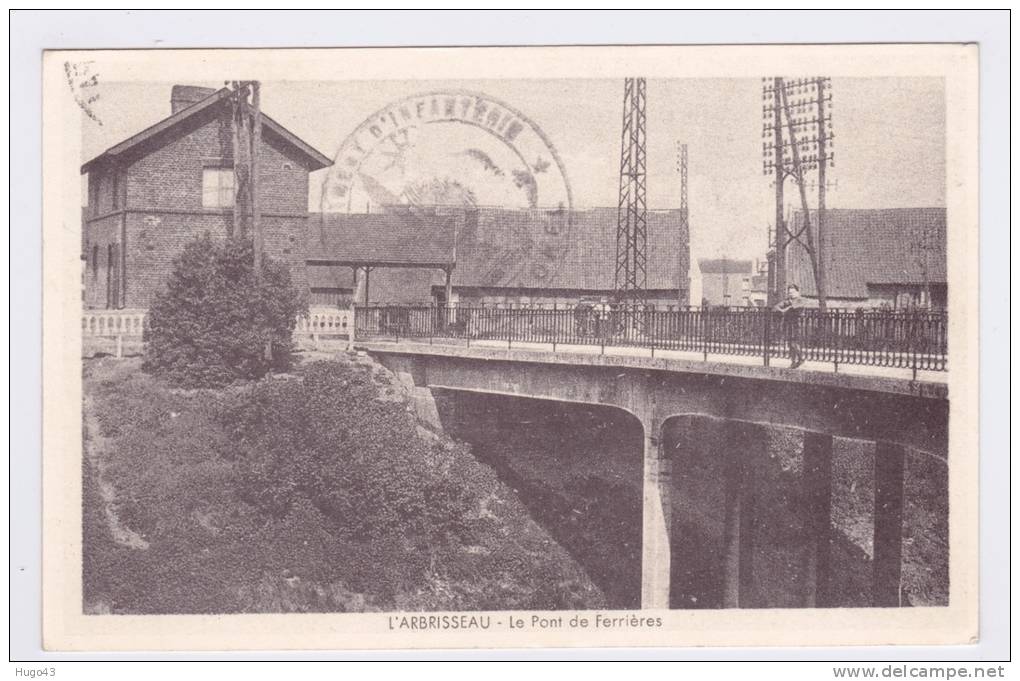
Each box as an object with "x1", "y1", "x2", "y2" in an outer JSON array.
[
  {"x1": 306, "y1": 207, "x2": 688, "y2": 292},
  {"x1": 786, "y1": 207, "x2": 946, "y2": 299},
  {"x1": 308, "y1": 211, "x2": 456, "y2": 266}
]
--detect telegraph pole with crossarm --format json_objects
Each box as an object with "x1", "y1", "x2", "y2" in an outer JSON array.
[{"x1": 762, "y1": 77, "x2": 835, "y2": 310}]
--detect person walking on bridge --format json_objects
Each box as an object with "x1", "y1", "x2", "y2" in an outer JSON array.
[
  {"x1": 774, "y1": 283, "x2": 806, "y2": 369},
  {"x1": 594, "y1": 297, "x2": 612, "y2": 339}
]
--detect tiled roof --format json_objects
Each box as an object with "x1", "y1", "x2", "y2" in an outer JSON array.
[
  {"x1": 786, "y1": 207, "x2": 946, "y2": 299},
  {"x1": 698, "y1": 258, "x2": 753, "y2": 275},
  {"x1": 308, "y1": 211, "x2": 456, "y2": 267},
  {"x1": 307, "y1": 207, "x2": 688, "y2": 292}
]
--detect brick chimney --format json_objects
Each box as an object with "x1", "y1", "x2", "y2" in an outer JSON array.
[{"x1": 170, "y1": 85, "x2": 218, "y2": 114}]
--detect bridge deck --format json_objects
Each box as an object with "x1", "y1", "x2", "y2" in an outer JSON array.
[{"x1": 357, "y1": 338, "x2": 948, "y2": 400}]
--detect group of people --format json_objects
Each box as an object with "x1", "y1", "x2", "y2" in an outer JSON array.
[{"x1": 574, "y1": 286, "x2": 807, "y2": 369}]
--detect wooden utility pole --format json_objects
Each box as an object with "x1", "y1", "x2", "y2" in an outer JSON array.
[
  {"x1": 230, "y1": 80, "x2": 271, "y2": 361},
  {"x1": 250, "y1": 81, "x2": 263, "y2": 280},
  {"x1": 762, "y1": 77, "x2": 834, "y2": 310},
  {"x1": 815, "y1": 77, "x2": 828, "y2": 312},
  {"x1": 772, "y1": 77, "x2": 786, "y2": 306},
  {"x1": 230, "y1": 81, "x2": 244, "y2": 240},
  {"x1": 779, "y1": 83, "x2": 825, "y2": 311}
]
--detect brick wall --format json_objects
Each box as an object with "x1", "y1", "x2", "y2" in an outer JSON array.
[
  {"x1": 259, "y1": 215, "x2": 310, "y2": 296},
  {"x1": 121, "y1": 212, "x2": 309, "y2": 309},
  {"x1": 86, "y1": 165, "x2": 125, "y2": 218},
  {"x1": 124, "y1": 212, "x2": 229, "y2": 309},
  {"x1": 120, "y1": 212, "x2": 311, "y2": 308},
  {"x1": 82, "y1": 214, "x2": 122, "y2": 309},
  {"x1": 124, "y1": 110, "x2": 310, "y2": 216},
  {"x1": 257, "y1": 130, "x2": 311, "y2": 216},
  {"x1": 125, "y1": 110, "x2": 233, "y2": 212}
]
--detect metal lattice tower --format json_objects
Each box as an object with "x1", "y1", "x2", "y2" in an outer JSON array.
[{"x1": 614, "y1": 77, "x2": 648, "y2": 306}]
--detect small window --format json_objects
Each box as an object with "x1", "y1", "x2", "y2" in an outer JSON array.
[
  {"x1": 91, "y1": 245, "x2": 99, "y2": 277},
  {"x1": 111, "y1": 172, "x2": 120, "y2": 209},
  {"x1": 202, "y1": 168, "x2": 235, "y2": 208}
]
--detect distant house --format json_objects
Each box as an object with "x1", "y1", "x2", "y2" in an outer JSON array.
[
  {"x1": 785, "y1": 207, "x2": 947, "y2": 310},
  {"x1": 748, "y1": 259, "x2": 770, "y2": 307},
  {"x1": 698, "y1": 258, "x2": 753, "y2": 307},
  {"x1": 307, "y1": 206, "x2": 691, "y2": 308},
  {"x1": 81, "y1": 84, "x2": 332, "y2": 309}
]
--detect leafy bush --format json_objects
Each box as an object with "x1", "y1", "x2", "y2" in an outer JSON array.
[
  {"x1": 224, "y1": 361, "x2": 479, "y2": 546},
  {"x1": 142, "y1": 235, "x2": 306, "y2": 388}
]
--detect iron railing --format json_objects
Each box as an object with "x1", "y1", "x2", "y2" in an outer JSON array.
[{"x1": 354, "y1": 304, "x2": 948, "y2": 377}]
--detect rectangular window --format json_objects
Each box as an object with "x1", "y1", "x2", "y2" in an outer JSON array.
[{"x1": 202, "y1": 168, "x2": 235, "y2": 208}]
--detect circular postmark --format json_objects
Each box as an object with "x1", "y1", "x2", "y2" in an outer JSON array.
[
  {"x1": 320, "y1": 91, "x2": 574, "y2": 288},
  {"x1": 322, "y1": 90, "x2": 573, "y2": 212}
]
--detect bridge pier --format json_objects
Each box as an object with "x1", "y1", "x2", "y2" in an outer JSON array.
[{"x1": 640, "y1": 420, "x2": 672, "y2": 610}]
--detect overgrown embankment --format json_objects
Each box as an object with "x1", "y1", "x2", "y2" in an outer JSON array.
[{"x1": 82, "y1": 354, "x2": 605, "y2": 614}]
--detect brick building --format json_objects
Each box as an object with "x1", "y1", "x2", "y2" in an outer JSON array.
[
  {"x1": 81, "y1": 85, "x2": 331, "y2": 309},
  {"x1": 785, "y1": 207, "x2": 947, "y2": 309},
  {"x1": 306, "y1": 206, "x2": 690, "y2": 308}
]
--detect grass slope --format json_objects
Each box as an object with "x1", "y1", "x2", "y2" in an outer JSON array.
[{"x1": 82, "y1": 355, "x2": 605, "y2": 614}]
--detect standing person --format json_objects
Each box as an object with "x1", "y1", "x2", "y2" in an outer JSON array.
[
  {"x1": 595, "y1": 297, "x2": 611, "y2": 339},
  {"x1": 774, "y1": 283, "x2": 805, "y2": 368}
]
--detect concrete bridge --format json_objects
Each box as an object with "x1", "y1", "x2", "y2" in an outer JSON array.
[{"x1": 362, "y1": 341, "x2": 949, "y2": 610}]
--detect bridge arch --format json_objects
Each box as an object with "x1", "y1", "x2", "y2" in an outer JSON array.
[
  {"x1": 428, "y1": 387, "x2": 647, "y2": 609},
  {"x1": 426, "y1": 384, "x2": 645, "y2": 427}
]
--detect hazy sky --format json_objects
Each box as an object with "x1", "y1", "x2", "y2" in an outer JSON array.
[{"x1": 82, "y1": 77, "x2": 945, "y2": 268}]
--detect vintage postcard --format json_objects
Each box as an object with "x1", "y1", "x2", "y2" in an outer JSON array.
[{"x1": 42, "y1": 44, "x2": 979, "y2": 651}]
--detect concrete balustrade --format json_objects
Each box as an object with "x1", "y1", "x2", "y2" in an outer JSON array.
[
  {"x1": 82, "y1": 310, "x2": 148, "y2": 358},
  {"x1": 82, "y1": 306, "x2": 355, "y2": 358},
  {"x1": 82, "y1": 309, "x2": 149, "y2": 337},
  {"x1": 298, "y1": 307, "x2": 354, "y2": 351}
]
